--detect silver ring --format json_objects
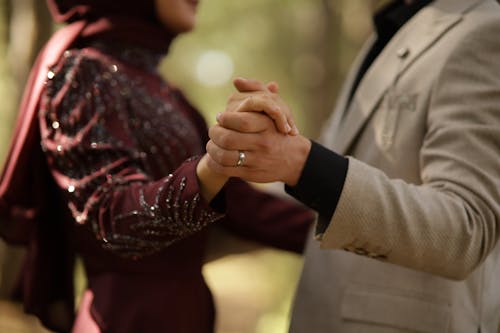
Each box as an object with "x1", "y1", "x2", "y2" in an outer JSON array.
[{"x1": 236, "y1": 151, "x2": 246, "y2": 167}]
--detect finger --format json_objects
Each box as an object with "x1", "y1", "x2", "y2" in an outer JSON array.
[
  {"x1": 225, "y1": 91, "x2": 266, "y2": 113},
  {"x1": 286, "y1": 114, "x2": 300, "y2": 136},
  {"x1": 206, "y1": 140, "x2": 254, "y2": 169},
  {"x1": 217, "y1": 111, "x2": 274, "y2": 133},
  {"x1": 266, "y1": 81, "x2": 280, "y2": 93},
  {"x1": 236, "y1": 96, "x2": 291, "y2": 134},
  {"x1": 205, "y1": 154, "x2": 242, "y2": 178},
  {"x1": 226, "y1": 91, "x2": 281, "y2": 113},
  {"x1": 208, "y1": 125, "x2": 261, "y2": 151},
  {"x1": 226, "y1": 90, "x2": 293, "y2": 134},
  {"x1": 206, "y1": 140, "x2": 232, "y2": 167},
  {"x1": 233, "y1": 77, "x2": 269, "y2": 93}
]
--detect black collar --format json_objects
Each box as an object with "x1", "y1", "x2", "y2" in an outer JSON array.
[{"x1": 374, "y1": 0, "x2": 433, "y2": 42}]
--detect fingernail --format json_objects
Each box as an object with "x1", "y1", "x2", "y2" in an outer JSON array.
[
  {"x1": 291, "y1": 125, "x2": 300, "y2": 135},
  {"x1": 216, "y1": 113, "x2": 222, "y2": 123},
  {"x1": 285, "y1": 124, "x2": 292, "y2": 133}
]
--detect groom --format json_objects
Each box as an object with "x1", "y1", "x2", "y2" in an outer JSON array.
[{"x1": 207, "y1": 0, "x2": 500, "y2": 332}]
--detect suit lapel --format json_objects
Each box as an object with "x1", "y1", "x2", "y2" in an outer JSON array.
[
  {"x1": 332, "y1": 0, "x2": 481, "y2": 154},
  {"x1": 320, "y1": 35, "x2": 376, "y2": 147}
]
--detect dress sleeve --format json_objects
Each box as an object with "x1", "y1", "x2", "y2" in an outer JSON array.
[{"x1": 39, "y1": 50, "x2": 223, "y2": 259}]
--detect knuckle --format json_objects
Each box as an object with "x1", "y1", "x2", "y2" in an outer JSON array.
[
  {"x1": 227, "y1": 92, "x2": 240, "y2": 102},
  {"x1": 257, "y1": 137, "x2": 273, "y2": 152},
  {"x1": 217, "y1": 113, "x2": 227, "y2": 126},
  {"x1": 209, "y1": 126, "x2": 223, "y2": 141},
  {"x1": 263, "y1": 115, "x2": 275, "y2": 127},
  {"x1": 244, "y1": 97, "x2": 253, "y2": 108},
  {"x1": 208, "y1": 126, "x2": 216, "y2": 139},
  {"x1": 207, "y1": 147, "x2": 221, "y2": 163}
]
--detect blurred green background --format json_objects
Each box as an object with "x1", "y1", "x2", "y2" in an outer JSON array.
[{"x1": 0, "y1": 0, "x2": 383, "y2": 332}]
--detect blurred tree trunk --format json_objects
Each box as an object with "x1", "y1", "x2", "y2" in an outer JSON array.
[
  {"x1": 304, "y1": 0, "x2": 342, "y2": 138},
  {"x1": 0, "y1": 0, "x2": 52, "y2": 300},
  {"x1": 298, "y1": 0, "x2": 375, "y2": 138},
  {"x1": 6, "y1": 0, "x2": 52, "y2": 107}
]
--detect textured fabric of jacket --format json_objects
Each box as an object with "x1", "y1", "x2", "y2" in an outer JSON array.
[{"x1": 290, "y1": 0, "x2": 500, "y2": 332}]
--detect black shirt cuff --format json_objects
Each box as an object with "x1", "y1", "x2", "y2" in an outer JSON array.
[{"x1": 285, "y1": 140, "x2": 348, "y2": 234}]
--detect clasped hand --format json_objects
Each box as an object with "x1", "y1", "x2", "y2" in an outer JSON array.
[{"x1": 205, "y1": 78, "x2": 311, "y2": 186}]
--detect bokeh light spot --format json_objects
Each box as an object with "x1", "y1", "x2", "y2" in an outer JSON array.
[{"x1": 195, "y1": 50, "x2": 234, "y2": 87}]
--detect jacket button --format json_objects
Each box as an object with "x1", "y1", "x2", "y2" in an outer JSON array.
[{"x1": 397, "y1": 47, "x2": 410, "y2": 59}]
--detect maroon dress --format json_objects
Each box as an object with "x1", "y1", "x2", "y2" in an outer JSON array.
[
  {"x1": 0, "y1": 1, "x2": 313, "y2": 332},
  {"x1": 42, "y1": 41, "x2": 311, "y2": 333}
]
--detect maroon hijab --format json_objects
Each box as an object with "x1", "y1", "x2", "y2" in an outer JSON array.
[
  {"x1": 47, "y1": 0, "x2": 174, "y2": 51},
  {"x1": 0, "y1": 1, "x2": 173, "y2": 331},
  {"x1": 46, "y1": 0, "x2": 158, "y2": 23}
]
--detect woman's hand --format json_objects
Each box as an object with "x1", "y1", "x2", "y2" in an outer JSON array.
[{"x1": 223, "y1": 77, "x2": 299, "y2": 136}]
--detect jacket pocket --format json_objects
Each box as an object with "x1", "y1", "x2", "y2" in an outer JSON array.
[
  {"x1": 377, "y1": 92, "x2": 418, "y2": 150},
  {"x1": 341, "y1": 286, "x2": 450, "y2": 333}
]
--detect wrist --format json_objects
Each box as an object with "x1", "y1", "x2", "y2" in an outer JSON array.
[
  {"x1": 285, "y1": 135, "x2": 311, "y2": 187},
  {"x1": 196, "y1": 154, "x2": 229, "y2": 202}
]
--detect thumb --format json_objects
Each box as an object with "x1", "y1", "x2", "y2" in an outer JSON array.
[{"x1": 233, "y1": 77, "x2": 268, "y2": 92}]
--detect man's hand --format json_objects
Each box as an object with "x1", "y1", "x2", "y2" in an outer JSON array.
[{"x1": 206, "y1": 111, "x2": 311, "y2": 186}]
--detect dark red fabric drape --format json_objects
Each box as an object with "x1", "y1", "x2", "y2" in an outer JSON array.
[{"x1": 0, "y1": 1, "x2": 173, "y2": 330}]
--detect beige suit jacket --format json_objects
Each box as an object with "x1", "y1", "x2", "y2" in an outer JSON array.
[{"x1": 290, "y1": 0, "x2": 500, "y2": 332}]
